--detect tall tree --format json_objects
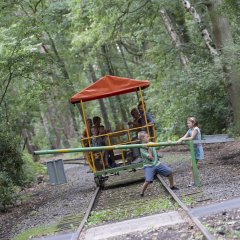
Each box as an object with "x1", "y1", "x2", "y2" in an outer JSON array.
[
  {"x1": 207, "y1": 0, "x2": 240, "y2": 132},
  {"x1": 88, "y1": 63, "x2": 111, "y2": 129}
]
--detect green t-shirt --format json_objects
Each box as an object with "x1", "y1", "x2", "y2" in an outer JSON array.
[{"x1": 140, "y1": 144, "x2": 160, "y2": 167}]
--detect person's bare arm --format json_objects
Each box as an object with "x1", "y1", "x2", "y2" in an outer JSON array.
[
  {"x1": 176, "y1": 132, "x2": 188, "y2": 143},
  {"x1": 148, "y1": 148, "x2": 153, "y2": 160},
  {"x1": 177, "y1": 129, "x2": 198, "y2": 143}
]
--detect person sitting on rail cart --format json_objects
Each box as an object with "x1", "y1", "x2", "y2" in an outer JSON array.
[
  {"x1": 93, "y1": 116, "x2": 111, "y2": 133},
  {"x1": 138, "y1": 131, "x2": 178, "y2": 197},
  {"x1": 81, "y1": 118, "x2": 93, "y2": 147},
  {"x1": 99, "y1": 125, "x2": 116, "y2": 168},
  {"x1": 90, "y1": 126, "x2": 109, "y2": 169},
  {"x1": 129, "y1": 108, "x2": 142, "y2": 129},
  {"x1": 93, "y1": 116, "x2": 102, "y2": 132},
  {"x1": 127, "y1": 108, "x2": 143, "y2": 163},
  {"x1": 82, "y1": 118, "x2": 93, "y2": 146},
  {"x1": 99, "y1": 125, "x2": 107, "y2": 143},
  {"x1": 138, "y1": 101, "x2": 155, "y2": 138}
]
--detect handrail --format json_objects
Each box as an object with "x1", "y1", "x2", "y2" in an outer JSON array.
[
  {"x1": 81, "y1": 124, "x2": 155, "y2": 141},
  {"x1": 34, "y1": 141, "x2": 200, "y2": 186}
]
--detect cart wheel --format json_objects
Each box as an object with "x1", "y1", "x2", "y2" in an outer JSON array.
[
  {"x1": 94, "y1": 176, "x2": 100, "y2": 186},
  {"x1": 94, "y1": 176, "x2": 105, "y2": 188},
  {"x1": 99, "y1": 177, "x2": 105, "y2": 189}
]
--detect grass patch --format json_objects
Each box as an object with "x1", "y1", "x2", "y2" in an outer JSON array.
[
  {"x1": 181, "y1": 196, "x2": 196, "y2": 206},
  {"x1": 12, "y1": 224, "x2": 57, "y2": 240},
  {"x1": 87, "y1": 197, "x2": 176, "y2": 226},
  {"x1": 57, "y1": 213, "x2": 84, "y2": 231},
  {"x1": 205, "y1": 224, "x2": 240, "y2": 239}
]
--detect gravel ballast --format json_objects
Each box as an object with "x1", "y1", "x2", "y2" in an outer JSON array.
[{"x1": 0, "y1": 141, "x2": 240, "y2": 240}]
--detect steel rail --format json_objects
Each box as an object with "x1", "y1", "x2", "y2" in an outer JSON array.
[
  {"x1": 71, "y1": 187, "x2": 100, "y2": 240},
  {"x1": 157, "y1": 174, "x2": 215, "y2": 240},
  {"x1": 71, "y1": 174, "x2": 212, "y2": 240}
]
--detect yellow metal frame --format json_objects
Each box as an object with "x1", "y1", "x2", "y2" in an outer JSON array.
[
  {"x1": 80, "y1": 100, "x2": 96, "y2": 173},
  {"x1": 139, "y1": 87, "x2": 150, "y2": 137},
  {"x1": 81, "y1": 125, "x2": 156, "y2": 145},
  {"x1": 80, "y1": 87, "x2": 156, "y2": 173}
]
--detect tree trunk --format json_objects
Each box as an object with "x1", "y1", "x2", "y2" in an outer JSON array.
[
  {"x1": 98, "y1": 59, "x2": 118, "y2": 129},
  {"x1": 208, "y1": 0, "x2": 240, "y2": 132},
  {"x1": 182, "y1": 0, "x2": 218, "y2": 56},
  {"x1": 88, "y1": 63, "x2": 111, "y2": 129},
  {"x1": 46, "y1": 97, "x2": 61, "y2": 149},
  {"x1": 57, "y1": 111, "x2": 71, "y2": 148},
  {"x1": 116, "y1": 42, "x2": 133, "y2": 78},
  {"x1": 116, "y1": 96, "x2": 128, "y2": 124},
  {"x1": 160, "y1": 8, "x2": 190, "y2": 67},
  {"x1": 40, "y1": 111, "x2": 54, "y2": 148},
  {"x1": 101, "y1": 44, "x2": 128, "y2": 124},
  {"x1": 44, "y1": 32, "x2": 80, "y2": 134},
  {"x1": 22, "y1": 128, "x2": 40, "y2": 161}
]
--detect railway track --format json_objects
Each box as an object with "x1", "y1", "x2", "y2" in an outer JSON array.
[{"x1": 70, "y1": 169, "x2": 215, "y2": 240}]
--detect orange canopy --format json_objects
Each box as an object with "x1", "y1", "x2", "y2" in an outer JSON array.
[{"x1": 70, "y1": 75, "x2": 150, "y2": 103}]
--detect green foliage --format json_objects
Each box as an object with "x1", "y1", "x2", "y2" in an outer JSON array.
[
  {"x1": 20, "y1": 153, "x2": 47, "y2": 186},
  {"x1": 12, "y1": 224, "x2": 57, "y2": 240},
  {"x1": 0, "y1": 123, "x2": 46, "y2": 208},
  {"x1": 0, "y1": 171, "x2": 18, "y2": 210},
  {"x1": 70, "y1": 0, "x2": 234, "y2": 138},
  {"x1": 0, "y1": 125, "x2": 23, "y2": 208},
  {"x1": 181, "y1": 196, "x2": 196, "y2": 206},
  {"x1": 222, "y1": 0, "x2": 240, "y2": 19},
  {"x1": 0, "y1": 124, "x2": 24, "y2": 185},
  {"x1": 0, "y1": 0, "x2": 240, "y2": 158},
  {"x1": 148, "y1": 60, "x2": 231, "y2": 139}
]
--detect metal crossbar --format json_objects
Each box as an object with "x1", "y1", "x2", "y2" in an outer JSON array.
[{"x1": 34, "y1": 141, "x2": 201, "y2": 186}]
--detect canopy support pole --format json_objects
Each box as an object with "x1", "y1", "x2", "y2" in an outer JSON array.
[
  {"x1": 139, "y1": 87, "x2": 150, "y2": 138},
  {"x1": 80, "y1": 100, "x2": 95, "y2": 172}
]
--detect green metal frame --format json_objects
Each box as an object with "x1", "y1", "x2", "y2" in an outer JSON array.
[
  {"x1": 94, "y1": 162, "x2": 144, "y2": 176},
  {"x1": 34, "y1": 140, "x2": 201, "y2": 186},
  {"x1": 188, "y1": 141, "x2": 200, "y2": 186}
]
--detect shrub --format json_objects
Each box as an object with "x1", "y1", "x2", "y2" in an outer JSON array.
[
  {"x1": 0, "y1": 172, "x2": 18, "y2": 211},
  {"x1": 20, "y1": 153, "x2": 47, "y2": 186},
  {"x1": 0, "y1": 127, "x2": 24, "y2": 186}
]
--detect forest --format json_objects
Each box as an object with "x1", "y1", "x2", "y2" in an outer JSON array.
[{"x1": 0, "y1": 0, "x2": 239, "y2": 207}]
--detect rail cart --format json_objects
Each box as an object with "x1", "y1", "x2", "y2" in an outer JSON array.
[{"x1": 70, "y1": 75, "x2": 157, "y2": 187}]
